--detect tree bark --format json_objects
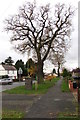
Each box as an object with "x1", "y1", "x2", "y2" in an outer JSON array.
[
  {"x1": 58, "y1": 62, "x2": 60, "y2": 77},
  {"x1": 37, "y1": 60, "x2": 44, "y2": 84}
]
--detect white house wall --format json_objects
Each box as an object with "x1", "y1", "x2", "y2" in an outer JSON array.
[
  {"x1": 0, "y1": 70, "x2": 7, "y2": 76},
  {"x1": 0, "y1": 64, "x2": 5, "y2": 71},
  {"x1": 0, "y1": 65, "x2": 17, "y2": 79},
  {"x1": 0, "y1": 65, "x2": 7, "y2": 76},
  {"x1": 7, "y1": 70, "x2": 17, "y2": 79}
]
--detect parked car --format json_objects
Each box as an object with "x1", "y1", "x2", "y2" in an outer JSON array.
[{"x1": 0, "y1": 78, "x2": 13, "y2": 85}]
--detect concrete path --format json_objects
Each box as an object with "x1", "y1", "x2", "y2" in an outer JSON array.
[{"x1": 25, "y1": 79, "x2": 76, "y2": 118}]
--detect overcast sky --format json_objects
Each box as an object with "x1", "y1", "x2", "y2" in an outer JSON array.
[{"x1": 0, "y1": 0, "x2": 79, "y2": 72}]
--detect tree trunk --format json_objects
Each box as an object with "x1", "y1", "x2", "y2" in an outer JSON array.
[
  {"x1": 58, "y1": 62, "x2": 60, "y2": 77},
  {"x1": 58, "y1": 67, "x2": 60, "y2": 77},
  {"x1": 37, "y1": 60, "x2": 44, "y2": 84}
]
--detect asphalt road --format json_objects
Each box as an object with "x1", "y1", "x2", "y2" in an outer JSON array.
[
  {"x1": 0, "y1": 82, "x2": 25, "y2": 92},
  {"x1": 1, "y1": 79, "x2": 77, "y2": 119},
  {"x1": 2, "y1": 93, "x2": 41, "y2": 113}
]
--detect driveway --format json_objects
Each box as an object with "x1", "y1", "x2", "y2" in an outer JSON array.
[{"x1": 0, "y1": 82, "x2": 25, "y2": 92}]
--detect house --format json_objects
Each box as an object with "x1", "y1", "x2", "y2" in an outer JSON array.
[
  {"x1": 0, "y1": 64, "x2": 17, "y2": 79},
  {"x1": 72, "y1": 68, "x2": 80, "y2": 78}
]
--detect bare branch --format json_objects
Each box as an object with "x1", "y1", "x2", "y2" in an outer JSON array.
[{"x1": 4, "y1": 2, "x2": 74, "y2": 64}]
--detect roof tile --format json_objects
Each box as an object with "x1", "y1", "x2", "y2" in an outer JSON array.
[{"x1": 2, "y1": 64, "x2": 16, "y2": 71}]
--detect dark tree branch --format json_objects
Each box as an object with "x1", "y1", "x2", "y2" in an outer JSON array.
[{"x1": 4, "y1": 2, "x2": 74, "y2": 82}]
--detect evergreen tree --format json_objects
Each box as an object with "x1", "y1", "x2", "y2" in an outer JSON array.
[{"x1": 4, "y1": 56, "x2": 14, "y2": 65}]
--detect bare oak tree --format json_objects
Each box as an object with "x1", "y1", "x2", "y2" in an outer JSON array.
[{"x1": 4, "y1": 1, "x2": 74, "y2": 83}]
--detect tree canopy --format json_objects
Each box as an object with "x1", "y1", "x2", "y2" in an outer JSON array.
[
  {"x1": 15, "y1": 59, "x2": 28, "y2": 76},
  {"x1": 5, "y1": 1, "x2": 74, "y2": 83},
  {"x1": 4, "y1": 56, "x2": 14, "y2": 65},
  {"x1": 26, "y1": 58, "x2": 35, "y2": 69}
]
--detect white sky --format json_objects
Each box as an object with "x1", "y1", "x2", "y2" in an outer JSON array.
[{"x1": 0, "y1": 0, "x2": 79, "y2": 73}]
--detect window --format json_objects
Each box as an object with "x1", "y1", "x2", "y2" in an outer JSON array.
[{"x1": 7, "y1": 71, "x2": 9, "y2": 74}]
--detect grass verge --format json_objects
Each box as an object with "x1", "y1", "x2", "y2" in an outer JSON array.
[
  {"x1": 4, "y1": 77, "x2": 59, "y2": 94},
  {"x1": 61, "y1": 79, "x2": 70, "y2": 92},
  {"x1": 2, "y1": 109, "x2": 24, "y2": 119}
]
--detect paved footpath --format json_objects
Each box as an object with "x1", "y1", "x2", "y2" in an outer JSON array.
[{"x1": 25, "y1": 79, "x2": 76, "y2": 118}]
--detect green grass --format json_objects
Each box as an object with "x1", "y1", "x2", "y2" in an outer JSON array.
[
  {"x1": 4, "y1": 77, "x2": 59, "y2": 94},
  {"x1": 61, "y1": 80, "x2": 70, "y2": 92},
  {"x1": 2, "y1": 109, "x2": 24, "y2": 119}
]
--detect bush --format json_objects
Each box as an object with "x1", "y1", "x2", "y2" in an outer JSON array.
[
  {"x1": 62, "y1": 69, "x2": 69, "y2": 77},
  {"x1": 64, "y1": 76, "x2": 73, "y2": 84},
  {"x1": 45, "y1": 75, "x2": 56, "y2": 81},
  {"x1": 62, "y1": 68, "x2": 72, "y2": 83}
]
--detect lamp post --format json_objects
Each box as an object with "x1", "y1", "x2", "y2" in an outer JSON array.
[{"x1": 18, "y1": 67, "x2": 23, "y2": 82}]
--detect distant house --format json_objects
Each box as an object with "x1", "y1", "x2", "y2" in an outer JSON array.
[
  {"x1": 0, "y1": 64, "x2": 17, "y2": 79},
  {"x1": 72, "y1": 68, "x2": 80, "y2": 78}
]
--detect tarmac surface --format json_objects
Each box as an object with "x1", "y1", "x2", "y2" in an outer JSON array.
[
  {"x1": 25, "y1": 79, "x2": 76, "y2": 118},
  {"x1": 2, "y1": 93, "x2": 42, "y2": 113},
  {"x1": 1, "y1": 82, "x2": 25, "y2": 92}
]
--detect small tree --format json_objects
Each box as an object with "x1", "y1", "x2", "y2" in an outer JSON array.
[{"x1": 50, "y1": 51, "x2": 65, "y2": 77}]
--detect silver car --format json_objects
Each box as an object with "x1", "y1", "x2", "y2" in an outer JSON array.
[{"x1": 0, "y1": 78, "x2": 13, "y2": 85}]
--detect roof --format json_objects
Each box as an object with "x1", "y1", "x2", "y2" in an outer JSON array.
[
  {"x1": 72, "y1": 68, "x2": 80, "y2": 73},
  {"x1": 2, "y1": 64, "x2": 16, "y2": 71}
]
